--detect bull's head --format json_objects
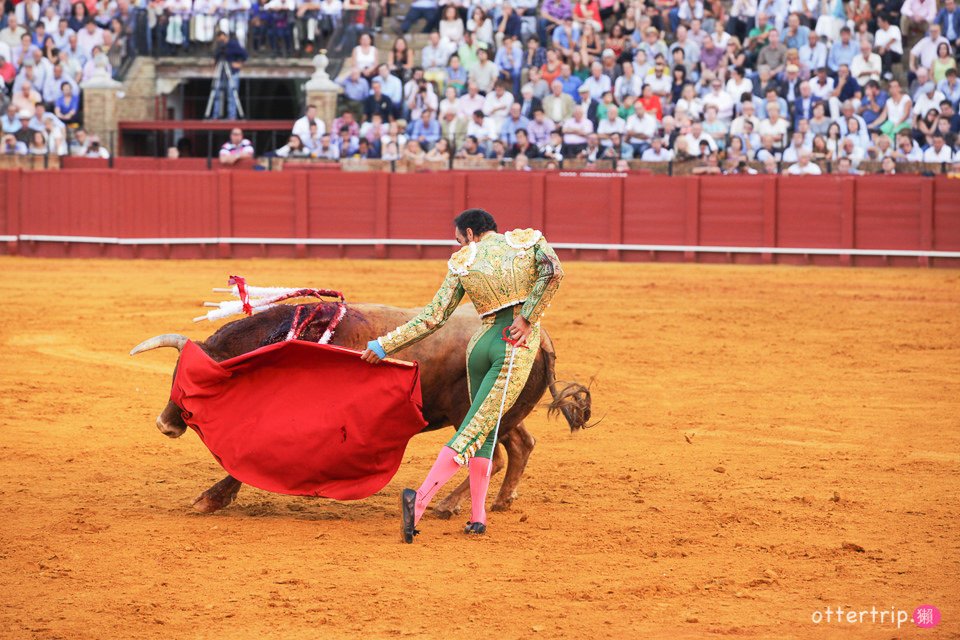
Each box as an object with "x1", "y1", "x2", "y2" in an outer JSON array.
[{"x1": 130, "y1": 334, "x2": 191, "y2": 438}]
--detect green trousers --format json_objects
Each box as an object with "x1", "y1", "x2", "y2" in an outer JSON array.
[{"x1": 446, "y1": 307, "x2": 541, "y2": 462}]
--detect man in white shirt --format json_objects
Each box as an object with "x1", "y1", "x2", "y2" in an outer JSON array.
[
  {"x1": 758, "y1": 103, "x2": 789, "y2": 143},
  {"x1": 482, "y1": 82, "x2": 514, "y2": 129},
  {"x1": 683, "y1": 120, "x2": 718, "y2": 157},
  {"x1": 798, "y1": 30, "x2": 827, "y2": 75},
  {"x1": 874, "y1": 15, "x2": 903, "y2": 76},
  {"x1": 893, "y1": 131, "x2": 923, "y2": 161},
  {"x1": 909, "y1": 23, "x2": 949, "y2": 73},
  {"x1": 625, "y1": 102, "x2": 658, "y2": 155},
  {"x1": 561, "y1": 105, "x2": 593, "y2": 154},
  {"x1": 730, "y1": 99, "x2": 759, "y2": 135},
  {"x1": 466, "y1": 109, "x2": 499, "y2": 151},
  {"x1": 850, "y1": 38, "x2": 882, "y2": 84},
  {"x1": 596, "y1": 106, "x2": 626, "y2": 147},
  {"x1": 809, "y1": 67, "x2": 835, "y2": 100},
  {"x1": 292, "y1": 104, "x2": 324, "y2": 142},
  {"x1": 780, "y1": 132, "x2": 808, "y2": 162},
  {"x1": 457, "y1": 81, "x2": 486, "y2": 119},
  {"x1": 786, "y1": 150, "x2": 822, "y2": 174},
  {"x1": 703, "y1": 78, "x2": 734, "y2": 122},
  {"x1": 580, "y1": 61, "x2": 612, "y2": 102},
  {"x1": 640, "y1": 135, "x2": 674, "y2": 161},
  {"x1": 922, "y1": 134, "x2": 954, "y2": 161},
  {"x1": 219, "y1": 127, "x2": 255, "y2": 164},
  {"x1": 913, "y1": 81, "x2": 946, "y2": 117}
]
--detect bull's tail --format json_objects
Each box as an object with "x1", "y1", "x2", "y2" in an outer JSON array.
[{"x1": 540, "y1": 332, "x2": 593, "y2": 432}]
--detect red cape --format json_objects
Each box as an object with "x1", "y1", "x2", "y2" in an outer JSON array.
[{"x1": 170, "y1": 340, "x2": 428, "y2": 500}]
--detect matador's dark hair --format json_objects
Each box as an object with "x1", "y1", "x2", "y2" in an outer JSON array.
[{"x1": 454, "y1": 208, "x2": 498, "y2": 236}]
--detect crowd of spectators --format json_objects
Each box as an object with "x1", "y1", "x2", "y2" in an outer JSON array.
[
  {"x1": 0, "y1": 0, "x2": 127, "y2": 157},
  {"x1": 274, "y1": 0, "x2": 960, "y2": 173}
]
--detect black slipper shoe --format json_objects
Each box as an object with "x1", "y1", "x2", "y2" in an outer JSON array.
[
  {"x1": 400, "y1": 488, "x2": 419, "y2": 544},
  {"x1": 463, "y1": 521, "x2": 487, "y2": 535}
]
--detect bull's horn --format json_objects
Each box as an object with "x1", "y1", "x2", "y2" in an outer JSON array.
[{"x1": 129, "y1": 334, "x2": 188, "y2": 356}]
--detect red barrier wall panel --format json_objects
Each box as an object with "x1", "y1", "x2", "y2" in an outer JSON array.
[
  {"x1": 231, "y1": 172, "x2": 297, "y2": 237},
  {"x1": 776, "y1": 177, "x2": 844, "y2": 248},
  {"x1": 387, "y1": 173, "x2": 456, "y2": 238},
  {"x1": 21, "y1": 171, "x2": 117, "y2": 237},
  {"x1": 697, "y1": 176, "x2": 765, "y2": 246},
  {"x1": 113, "y1": 171, "x2": 218, "y2": 239},
  {"x1": 307, "y1": 173, "x2": 378, "y2": 238},
  {"x1": 464, "y1": 172, "x2": 540, "y2": 230},
  {"x1": 622, "y1": 176, "x2": 689, "y2": 245},
  {"x1": 542, "y1": 174, "x2": 613, "y2": 243},
  {"x1": 854, "y1": 176, "x2": 923, "y2": 249},
  {"x1": 0, "y1": 171, "x2": 8, "y2": 237},
  {"x1": 933, "y1": 178, "x2": 960, "y2": 251}
]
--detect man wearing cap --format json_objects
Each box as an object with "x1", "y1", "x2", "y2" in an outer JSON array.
[
  {"x1": 780, "y1": 63, "x2": 802, "y2": 102},
  {"x1": 577, "y1": 84, "x2": 600, "y2": 127}
]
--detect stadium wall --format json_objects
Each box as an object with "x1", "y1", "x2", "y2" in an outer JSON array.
[{"x1": 2, "y1": 170, "x2": 958, "y2": 267}]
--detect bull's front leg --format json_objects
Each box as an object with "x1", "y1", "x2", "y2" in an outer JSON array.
[
  {"x1": 192, "y1": 475, "x2": 244, "y2": 513},
  {"x1": 491, "y1": 421, "x2": 536, "y2": 511},
  {"x1": 432, "y1": 439, "x2": 507, "y2": 519}
]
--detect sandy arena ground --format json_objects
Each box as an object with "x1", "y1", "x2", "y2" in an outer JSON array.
[{"x1": 1, "y1": 256, "x2": 958, "y2": 639}]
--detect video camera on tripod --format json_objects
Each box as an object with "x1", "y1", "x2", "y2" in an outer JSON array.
[{"x1": 205, "y1": 32, "x2": 248, "y2": 119}]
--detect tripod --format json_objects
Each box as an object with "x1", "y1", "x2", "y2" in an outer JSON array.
[{"x1": 204, "y1": 59, "x2": 245, "y2": 119}]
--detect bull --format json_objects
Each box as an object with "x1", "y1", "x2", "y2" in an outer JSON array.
[{"x1": 131, "y1": 301, "x2": 591, "y2": 518}]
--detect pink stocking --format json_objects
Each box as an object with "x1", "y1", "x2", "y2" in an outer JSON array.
[
  {"x1": 468, "y1": 457, "x2": 492, "y2": 525},
  {"x1": 414, "y1": 446, "x2": 461, "y2": 524}
]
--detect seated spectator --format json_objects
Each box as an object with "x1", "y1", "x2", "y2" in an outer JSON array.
[
  {"x1": 758, "y1": 102, "x2": 789, "y2": 143},
  {"x1": 12, "y1": 81, "x2": 41, "y2": 114},
  {"x1": 456, "y1": 134, "x2": 485, "y2": 158},
  {"x1": 543, "y1": 79, "x2": 575, "y2": 123},
  {"x1": 923, "y1": 133, "x2": 954, "y2": 161},
  {"x1": 408, "y1": 108, "x2": 441, "y2": 149},
  {"x1": 851, "y1": 38, "x2": 882, "y2": 85},
  {"x1": 578, "y1": 133, "x2": 603, "y2": 162},
  {"x1": 466, "y1": 109, "x2": 498, "y2": 151},
  {"x1": 403, "y1": 139, "x2": 426, "y2": 163},
  {"x1": 838, "y1": 136, "x2": 865, "y2": 166},
  {"x1": 1, "y1": 104, "x2": 21, "y2": 134},
  {"x1": 487, "y1": 138, "x2": 509, "y2": 162},
  {"x1": 834, "y1": 156, "x2": 857, "y2": 174},
  {"x1": 469, "y1": 45, "x2": 499, "y2": 93},
  {"x1": 561, "y1": 104, "x2": 593, "y2": 156},
  {"x1": 640, "y1": 134, "x2": 674, "y2": 161},
  {"x1": 439, "y1": 109, "x2": 467, "y2": 148},
  {"x1": 892, "y1": 131, "x2": 923, "y2": 161},
  {"x1": 339, "y1": 69, "x2": 370, "y2": 117},
  {"x1": 625, "y1": 102, "x2": 657, "y2": 155},
  {"x1": 54, "y1": 83, "x2": 80, "y2": 124},
  {"x1": 438, "y1": 7, "x2": 464, "y2": 47},
  {"x1": 445, "y1": 53, "x2": 467, "y2": 94},
  {"x1": 483, "y1": 81, "x2": 515, "y2": 128},
  {"x1": 754, "y1": 134, "x2": 781, "y2": 161},
  {"x1": 683, "y1": 119, "x2": 719, "y2": 156},
  {"x1": 365, "y1": 80, "x2": 395, "y2": 121},
  {"x1": 273, "y1": 134, "x2": 311, "y2": 158},
  {"x1": 332, "y1": 124, "x2": 358, "y2": 155},
  {"x1": 786, "y1": 149, "x2": 822, "y2": 173},
  {"x1": 879, "y1": 155, "x2": 898, "y2": 174},
  {"x1": 27, "y1": 129, "x2": 47, "y2": 155},
  {"x1": 315, "y1": 133, "x2": 341, "y2": 159},
  {"x1": 540, "y1": 129, "x2": 565, "y2": 161},
  {"x1": 422, "y1": 31, "x2": 455, "y2": 86},
  {"x1": 2, "y1": 133, "x2": 26, "y2": 154},
  {"x1": 499, "y1": 102, "x2": 530, "y2": 146},
  {"x1": 600, "y1": 131, "x2": 634, "y2": 159},
  {"x1": 380, "y1": 140, "x2": 401, "y2": 162},
  {"x1": 505, "y1": 128, "x2": 537, "y2": 158},
  {"x1": 352, "y1": 33, "x2": 379, "y2": 80},
  {"x1": 219, "y1": 127, "x2": 255, "y2": 164},
  {"x1": 425, "y1": 137, "x2": 450, "y2": 161}
]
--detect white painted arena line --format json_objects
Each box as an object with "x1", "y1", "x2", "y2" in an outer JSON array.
[{"x1": 12, "y1": 235, "x2": 960, "y2": 259}]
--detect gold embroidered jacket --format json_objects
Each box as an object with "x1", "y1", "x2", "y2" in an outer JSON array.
[{"x1": 377, "y1": 228, "x2": 564, "y2": 355}]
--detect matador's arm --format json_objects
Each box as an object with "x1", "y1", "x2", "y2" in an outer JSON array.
[
  {"x1": 370, "y1": 270, "x2": 466, "y2": 356},
  {"x1": 520, "y1": 238, "x2": 564, "y2": 324}
]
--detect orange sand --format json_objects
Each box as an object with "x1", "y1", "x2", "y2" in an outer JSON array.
[{"x1": 1, "y1": 257, "x2": 958, "y2": 639}]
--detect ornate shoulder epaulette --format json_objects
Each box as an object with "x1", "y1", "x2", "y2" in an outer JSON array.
[
  {"x1": 504, "y1": 228, "x2": 543, "y2": 250},
  {"x1": 447, "y1": 242, "x2": 478, "y2": 276}
]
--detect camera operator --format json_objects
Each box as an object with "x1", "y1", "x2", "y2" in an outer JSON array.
[{"x1": 208, "y1": 30, "x2": 248, "y2": 120}]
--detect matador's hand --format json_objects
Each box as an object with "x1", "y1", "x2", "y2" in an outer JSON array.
[
  {"x1": 360, "y1": 348, "x2": 382, "y2": 364},
  {"x1": 507, "y1": 315, "x2": 532, "y2": 346}
]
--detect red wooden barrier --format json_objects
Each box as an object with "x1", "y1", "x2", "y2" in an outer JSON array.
[{"x1": 3, "y1": 170, "x2": 958, "y2": 266}]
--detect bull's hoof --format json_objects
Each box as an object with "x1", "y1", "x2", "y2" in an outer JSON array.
[
  {"x1": 192, "y1": 491, "x2": 236, "y2": 513},
  {"x1": 432, "y1": 504, "x2": 460, "y2": 520},
  {"x1": 491, "y1": 494, "x2": 516, "y2": 512}
]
